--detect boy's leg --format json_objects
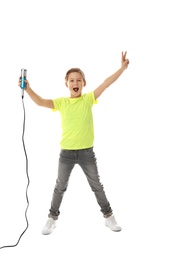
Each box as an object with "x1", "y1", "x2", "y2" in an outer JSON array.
[
  {"x1": 78, "y1": 148, "x2": 113, "y2": 217},
  {"x1": 48, "y1": 150, "x2": 75, "y2": 220}
]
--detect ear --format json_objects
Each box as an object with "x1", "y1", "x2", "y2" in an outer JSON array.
[
  {"x1": 84, "y1": 81, "x2": 86, "y2": 87},
  {"x1": 65, "y1": 82, "x2": 68, "y2": 88}
]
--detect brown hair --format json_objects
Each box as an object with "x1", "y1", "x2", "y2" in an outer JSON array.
[{"x1": 65, "y1": 68, "x2": 86, "y2": 83}]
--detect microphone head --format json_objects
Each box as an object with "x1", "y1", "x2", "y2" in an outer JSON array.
[{"x1": 21, "y1": 69, "x2": 27, "y2": 78}]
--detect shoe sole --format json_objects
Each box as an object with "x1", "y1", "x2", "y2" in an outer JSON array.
[
  {"x1": 105, "y1": 224, "x2": 122, "y2": 232},
  {"x1": 112, "y1": 228, "x2": 122, "y2": 232}
]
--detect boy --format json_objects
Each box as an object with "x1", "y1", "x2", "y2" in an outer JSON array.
[{"x1": 19, "y1": 52, "x2": 129, "y2": 235}]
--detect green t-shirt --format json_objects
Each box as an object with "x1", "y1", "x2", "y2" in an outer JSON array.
[{"x1": 52, "y1": 91, "x2": 98, "y2": 149}]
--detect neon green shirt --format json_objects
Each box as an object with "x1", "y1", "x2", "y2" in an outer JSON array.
[{"x1": 52, "y1": 91, "x2": 98, "y2": 149}]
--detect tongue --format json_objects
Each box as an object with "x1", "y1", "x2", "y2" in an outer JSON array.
[{"x1": 74, "y1": 88, "x2": 79, "y2": 92}]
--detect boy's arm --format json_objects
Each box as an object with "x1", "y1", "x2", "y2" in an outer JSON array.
[
  {"x1": 19, "y1": 79, "x2": 54, "y2": 109},
  {"x1": 94, "y1": 52, "x2": 129, "y2": 99}
]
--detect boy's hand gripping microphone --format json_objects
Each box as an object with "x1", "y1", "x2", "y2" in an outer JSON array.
[{"x1": 20, "y1": 69, "x2": 27, "y2": 98}]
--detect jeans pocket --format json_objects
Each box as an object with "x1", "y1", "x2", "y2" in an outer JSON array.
[{"x1": 85, "y1": 147, "x2": 93, "y2": 153}]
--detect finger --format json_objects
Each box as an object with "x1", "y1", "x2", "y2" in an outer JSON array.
[
  {"x1": 122, "y1": 51, "x2": 124, "y2": 61},
  {"x1": 125, "y1": 59, "x2": 129, "y2": 68},
  {"x1": 124, "y1": 51, "x2": 127, "y2": 60},
  {"x1": 122, "y1": 51, "x2": 126, "y2": 61}
]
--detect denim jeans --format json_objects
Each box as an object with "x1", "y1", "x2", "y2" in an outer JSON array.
[{"x1": 48, "y1": 147, "x2": 113, "y2": 220}]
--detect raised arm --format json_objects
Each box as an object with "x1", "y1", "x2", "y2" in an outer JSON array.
[
  {"x1": 94, "y1": 52, "x2": 129, "y2": 99},
  {"x1": 18, "y1": 79, "x2": 54, "y2": 109}
]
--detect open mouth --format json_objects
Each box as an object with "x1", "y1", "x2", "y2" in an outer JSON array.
[{"x1": 73, "y1": 88, "x2": 79, "y2": 92}]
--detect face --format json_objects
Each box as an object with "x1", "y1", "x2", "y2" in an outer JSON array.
[{"x1": 65, "y1": 72, "x2": 86, "y2": 98}]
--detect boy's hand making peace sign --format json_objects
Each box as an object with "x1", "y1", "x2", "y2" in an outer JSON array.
[{"x1": 121, "y1": 51, "x2": 129, "y2": 69}]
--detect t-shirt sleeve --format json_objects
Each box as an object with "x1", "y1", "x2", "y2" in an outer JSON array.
[
  {"x1": 87, "y1": 91, "x2": 98, "y2": 105},
  {"x1": 52, "y1": 98, "x2": 62, "y2": 112}
]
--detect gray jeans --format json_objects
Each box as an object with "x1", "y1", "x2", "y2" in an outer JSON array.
[{"x1": 48, "y1": 147, "x2": 113, "y2": 220}]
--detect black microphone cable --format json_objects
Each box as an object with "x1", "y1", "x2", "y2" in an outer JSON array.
[{"x1": 0, "y1": 95, "x2": 30, "y2": 250}]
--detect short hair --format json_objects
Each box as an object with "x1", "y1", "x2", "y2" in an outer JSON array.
[{"x1": 65, "y1": 68, "x2": 86, "y2": 83}]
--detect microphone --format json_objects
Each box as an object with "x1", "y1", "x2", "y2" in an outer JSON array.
[{"x1": 20, "y1": 69, "x2": 27, "y2": 98}]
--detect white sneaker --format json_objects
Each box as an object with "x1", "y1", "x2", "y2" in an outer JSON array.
[
  {"x1": 42, "y1": 218, "x2": 56, "y2": 235},
  {"x1": 105, "y1": 215, "x2": 122, "y2": 232}
]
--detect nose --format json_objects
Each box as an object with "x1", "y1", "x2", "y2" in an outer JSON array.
[{"x1": 73, "y1": 81, "x2": 78, "y2": 85}]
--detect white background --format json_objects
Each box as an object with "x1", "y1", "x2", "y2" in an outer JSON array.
[{"x1": 0, "y1": 0, "x2": 173, "y2": 259}]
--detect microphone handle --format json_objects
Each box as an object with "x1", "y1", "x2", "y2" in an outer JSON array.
[{"x1": 21, "y1": 88, "x2": 24, "y2": 98}]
